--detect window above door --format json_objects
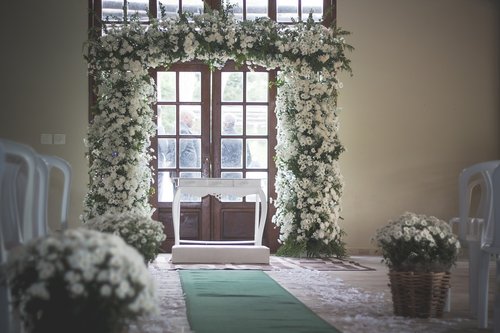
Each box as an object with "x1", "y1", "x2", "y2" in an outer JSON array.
[{"x1": 92, "y1": 0, "x2": 336, "y2": 27}]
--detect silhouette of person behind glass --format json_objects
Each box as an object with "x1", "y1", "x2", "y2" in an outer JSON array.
[
  {"x1": 221, "y1": 114, "x2": 251, "y2": 168},
  {"x1": 178, "y1": 111, "x2": 199, "y2": 168}
]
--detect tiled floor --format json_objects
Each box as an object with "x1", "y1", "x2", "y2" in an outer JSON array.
[{"x1": 133, "y1": 255, "x2": 496, "y2": 333}]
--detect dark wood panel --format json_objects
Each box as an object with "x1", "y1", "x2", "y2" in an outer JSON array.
[
  {"x1": 179, "y1": 211, "x2": 201, "y2": 239},
  {"x1": 221, "y1": 210, "x2": 255, "y2": 240},
  {"x1": 158, "y1": 207, "x2": 202, "y2": 252}
]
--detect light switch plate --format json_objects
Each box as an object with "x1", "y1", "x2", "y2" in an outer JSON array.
[
  {"x1": 41, "y1": 133, "x2": 52, "y2": 145},
  {"x1": 53, "y1": 134, "x2": 66, "y2": 145}
]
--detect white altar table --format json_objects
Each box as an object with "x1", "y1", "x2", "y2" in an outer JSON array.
[{"x1": 171, "y1": 178, "x2": 270, "y2": 264}]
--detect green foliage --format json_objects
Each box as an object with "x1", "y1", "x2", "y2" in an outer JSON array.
[{"x1": 276, "y1": 231, "x2": 347, "y2": 259}]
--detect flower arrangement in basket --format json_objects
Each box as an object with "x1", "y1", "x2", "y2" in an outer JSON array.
[
  {"x1": 86, "y1": 212, "x2": 166, "y2": 263},
  {"x1": 372, "y1": 212, "x2": 461, "y2": 318},
  {"x1": 373, "y1": 212, "x2": 460, "y2": 272},
  {"x1": 6, "y1": 229, "x2": 157, "y2": 333}
]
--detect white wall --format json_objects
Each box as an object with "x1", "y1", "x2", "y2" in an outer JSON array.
[
  {"x1": 0, "y1": 0, "x2": 498, "y2": 252},
  {"x1": 337, "y1": 0, "x2": 500, "y2": 253}
]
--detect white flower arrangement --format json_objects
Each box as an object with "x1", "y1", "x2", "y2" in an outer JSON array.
[
  {"x1": 273, "y1": 72, "x2": 346, "y2": 257},
  {"x1": 86, "y1": 212, "x2": 166, "y2": 263},
  {"x1": 83, "y1": 6, "x2": 352, "y2": 256},
  {"x1": 6, "y1": 228, "x2": 158, "y2": 333},
  {"x1": 372, "y1": 212, "x2": 461, "y2": 272}
]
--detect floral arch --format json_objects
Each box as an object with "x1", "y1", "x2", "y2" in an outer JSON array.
[{"x1": 83, "y1": 8, "x2": 352, "y2": 257}]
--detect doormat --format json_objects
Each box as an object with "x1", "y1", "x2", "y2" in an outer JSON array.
[
  {"x1": 179, "y1": 270, "x2": 341, "y2": 333},
  {"x1": 152, "y1": 254, "x2": 375, "y2": 271}
]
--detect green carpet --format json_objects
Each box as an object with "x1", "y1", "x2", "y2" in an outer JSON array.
[{"x1": 179, "y1": 270, "x2": 341, "y2": 333}]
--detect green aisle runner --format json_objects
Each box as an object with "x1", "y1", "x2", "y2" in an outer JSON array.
[{"x1": 179, "y1": 270, "x2": 341, "y2": 333}]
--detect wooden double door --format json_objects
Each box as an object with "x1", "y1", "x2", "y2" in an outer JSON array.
[{"x1": 153, "y1": 62, "x2": 279, "y2": 252}]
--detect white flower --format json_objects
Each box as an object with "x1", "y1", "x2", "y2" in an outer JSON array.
[
  {"x1": 38, "y1": 262, "x2": 56, "y2": 279},
  {"x1": 27, "y1": 282, "x2": 50, "y2": 300},
  {"x1": 70, "y1": 283, "x2": 85, "y2": 296},
  {"x1": 65, "y1": 271, "x2": 81, "y2": 284},
  {"x1": 100, "y1": 284, "x2": 112, "y2": 297}
]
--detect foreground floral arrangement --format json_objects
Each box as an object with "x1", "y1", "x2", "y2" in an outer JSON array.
[
  {"x1": 83, "y1": 6, "x2": 352, "y2": 256},
  {"x1": 7, "y1": 229, "x2": 157, "y2": 333},
  {"x1": 86, "y1": 212, "x2": 166, "y2": 263},
  {"x1": 372, "y1": 212, "x2": 461, "y2": 272}
]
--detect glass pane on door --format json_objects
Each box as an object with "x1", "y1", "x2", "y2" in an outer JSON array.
[
  {"x1": 179, "y1": 139, "x2": 201, "y2": 168},
  {"x1": 246, "y1": 106, "x2": 268, "y2": 135},
  {"x1": 247, "y1": 72, "x2": 268, "y2": 102},
  {"x1": 158, "y1": 138, "x2": 176, "y2": 167},
  {"x1": 158, "y1": 105, "x2": 176, "y2": 135},
  {"x1": 221, "y1": 106, "x2": 243, "y2": 134},
  {"x1": 179, "y1": 72, "x2": 201, "y2": 102},
  {"x1": 247, "y1": 139, "x2": 267, "y2": 169},
  {"x1": 157, "y1": 0, "x2": 178, "y2": 17},
  {"x1": 277, "y1": 0, "x2": 298, "y2": 22},
  {"x1": 221, "y1": 138, "x2": 243, "y2": 168},
  {"x1": 221, "y1": 72, "x2": 243, "y2": 102},
  {"x1": 302, "y1": 0, "x2": 323, "y2": 21},
  {"x1": 157, "y1": 72, "x2": 176, "y2": 101},
  {"x1": 226, "y1": 0, "x2": 268, "y2": 20},
  {"x1": 180, "y1": 106, "x2": 201, "y2": 135},
  {"x1": 247, "y1": 0, "x2": 268, "y2": 20},
  {"x1": 102, "y1": 0, "x2": 149, "y2": 21}
]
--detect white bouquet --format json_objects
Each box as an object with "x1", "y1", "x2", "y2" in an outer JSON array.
[
  {"x1": 7, "y1": 228, "x2": 157, "y2": 333},
  {"x1": 86, "y1": 212, "x2": 166, "y2": 263}
]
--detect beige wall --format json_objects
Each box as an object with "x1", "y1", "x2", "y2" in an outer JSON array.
[
  {"x1": 1, "y1": 1, "x2": 499, "y2": 252},
  {"x1": 337, "y1": 0, "x2": 500, "y2": 253},
  {"x1": 1, "y1": 0, "x2": 89, "y2": 230}
]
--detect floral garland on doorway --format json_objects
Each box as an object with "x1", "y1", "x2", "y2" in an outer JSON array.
[{"x1": 83, "y1": 7, "x2": 352, "y2": 257}]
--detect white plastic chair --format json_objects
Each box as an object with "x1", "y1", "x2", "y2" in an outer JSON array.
[
  {"x1": 0, "y1": 139, "x2": 38, "y2": 244},
  {"x1": 477, "y1": 164, "x2": 500, "y2": 330},
  {"x1": 32, "y1": 155, "x2": 49, "y2": 237},
  {"x1": 448, "y1": 161, "x2": 500, "y2": 317},
  {"x1": 0, "y1": 139, "x2": 39, "y2": 333},
  {"x1": 39, "y1": 155, "x2": 71, "y2": 232}
]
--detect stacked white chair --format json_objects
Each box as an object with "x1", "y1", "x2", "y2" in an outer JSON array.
[
  {"x1": 0, "y1": 138, "x2": 72, "y2": 333},
  {"x1": 39, "y1": 155, "x2": 71, "y2": 232},
  {"x1": 477, "y1": 164, "x2": 500, "y2": 331},
  {"x1": 33, "y1": 155, "x2": 50, "y2": 237},
  {"x1": 448, "y1": 161, "x2": 500, "y2": 315},
  {"x1": 0, "y1": 139, "x2": 38, "y2": 333},
  {"x1": 0, "y1": 139, "x2": 38, "y2": 246}
]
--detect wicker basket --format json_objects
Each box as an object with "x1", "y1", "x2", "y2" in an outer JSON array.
[{"x1": 388, "y1": 271, "x2": 451, "y2": 318}]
